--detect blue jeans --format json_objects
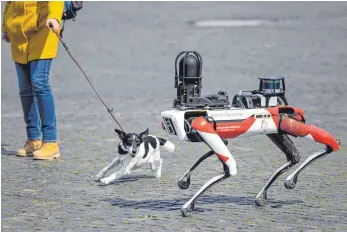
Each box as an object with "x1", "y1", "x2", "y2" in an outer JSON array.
[{"x1": 15, "y1": 59, "x2": 57, "y2": 142}]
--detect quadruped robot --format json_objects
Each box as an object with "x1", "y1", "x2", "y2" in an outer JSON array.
[{"x1": 160, "y1": 51, "x2": 340, "y2": 217}]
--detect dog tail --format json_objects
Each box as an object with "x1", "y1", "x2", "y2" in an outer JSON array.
[{"x1": 158, "y1": 137, "x2": 175, "y2": 153}]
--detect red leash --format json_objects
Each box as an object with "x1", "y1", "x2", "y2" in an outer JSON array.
[{"x1": 53, "y1": 30, "x2": 125, "y2": 132}]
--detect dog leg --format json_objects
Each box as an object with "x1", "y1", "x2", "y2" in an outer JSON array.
[
  {"x1": 149, "y1": 154, "x2": 156, "y2": 171},
  {"x1": 154, "y1": 158, "x2": 163, "y2": 178},
  {"x1": 152, "y1": 150, "x2": 162, "y2": 178},
  {"x1": 150, "y1": 162, "x2": 155, "y2": 171},
  {"x1": 95, "y1": 155, "x2": 121, "y2": 182},
  {"x1": 100, "y1": 163, "x2": 127, "y2": 185},
  {"x1": 101, "y1": 150, "x2": 144, "y2": 185}
]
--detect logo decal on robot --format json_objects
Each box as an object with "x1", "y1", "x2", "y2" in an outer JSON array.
[{"x1": 208, "y1": 111, "x2": 245, "y2": 119}]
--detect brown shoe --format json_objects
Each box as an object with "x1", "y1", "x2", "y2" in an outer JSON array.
[
  {"x1": 33, "y1": 142, "x2": 60, "y2": 160},
  {"x1": 17, "y1": 140, "x2": 42, "y2": 157}
]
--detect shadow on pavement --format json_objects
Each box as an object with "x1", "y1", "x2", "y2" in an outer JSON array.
[
  {"x1": 97, "y1": 174, "x2": 156, "y2": 186},
  {"x1": 102, "y1": 194, "x2": 304, "y2": 212},
  {"x1": 1, "y1": 144, "x2": 16, "y2": 155}
]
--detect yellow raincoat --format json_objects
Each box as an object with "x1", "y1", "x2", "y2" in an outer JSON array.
[{"x1": 2, "y1": 1, "x2": 64, "y2": 64}]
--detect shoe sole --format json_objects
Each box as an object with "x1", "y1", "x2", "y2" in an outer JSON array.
[
  {"x1": 17, "y1": 152, "x2": 34, "y2": 157},
  {"x1": 33, "y1": 152, "x2": 60, "y2": 160}
]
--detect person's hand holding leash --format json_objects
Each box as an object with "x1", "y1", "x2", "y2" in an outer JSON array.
[
  {"x1": 46, "y1": 18, "x2": 59, "y2": 32},
  {"x1": 2, "y1": 32, "x2": 10, "y2": 43}
]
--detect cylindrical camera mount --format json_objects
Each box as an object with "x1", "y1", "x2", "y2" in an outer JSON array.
[{"x1": 174, "y1": 51, "x2": 203, "y2": 106}]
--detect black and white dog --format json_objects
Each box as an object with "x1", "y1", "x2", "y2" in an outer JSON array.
[{"x1": 95, "y1": 128, "x2": 175, "y2": 185}]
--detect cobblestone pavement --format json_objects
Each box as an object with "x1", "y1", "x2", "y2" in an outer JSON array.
[{"x1": 2, "y1": 2, "x2": 347, "y2": 231}]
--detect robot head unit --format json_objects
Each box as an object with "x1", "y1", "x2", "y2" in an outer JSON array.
[
  {"x1": 172, "y1": 51, "x2": 288, "y2": 110},
  {"x1": 173, "y1": 51, "x2": 230, "y2": 110}
]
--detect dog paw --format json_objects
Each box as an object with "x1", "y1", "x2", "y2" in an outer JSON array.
[
  {"x1": 99, "y1": 178, "x2": 110, "y2": 185},
  {"x1": 155, "y1": 174, "x2": 162, "y2": 178},
  {"x1": 95, "y1": 175, "x2": 103, "y2": 182},
  {"x1": 98, "y1": 182, "x2": 109, "y2": 187}
]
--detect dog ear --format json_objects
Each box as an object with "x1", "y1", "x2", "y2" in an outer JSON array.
[
  {"x1": 114, "y1": 128, "x2": 126, "y2": 139},
  {"x1": 140, "y1": 128, "x2": 149, "y2": 139}
]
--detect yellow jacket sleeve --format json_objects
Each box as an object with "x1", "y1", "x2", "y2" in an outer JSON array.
[
  {"x1": 2, "y1": 1, "x2": 11, "y2": 33},
  {"x1": 47, "y1": 1, "x2": 64, "y2": 25}
]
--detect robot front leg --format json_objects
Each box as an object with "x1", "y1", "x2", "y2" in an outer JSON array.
[
  {"x1": 178, "y1": 140, "x2": 228, "y2": 190},
  {"x1": 180, "y1": 117, "x2": 237, "y2": 217},
  {"x1": 181, "y1": 163, "x2": 230, "y2": 217},
  {"x1": 178, "y1": 150, "x2": 215, "y2": 190},
  {"x1": 190, "y1": 117, "x2": 238, "y2": 176},
  {"x1": 255, "y1": 134, "x2": 300, "y2": 206}
]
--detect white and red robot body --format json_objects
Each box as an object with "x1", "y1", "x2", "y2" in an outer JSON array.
[{"x1": 161, "y1": 105, "x2": 340, "y2": 216}]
